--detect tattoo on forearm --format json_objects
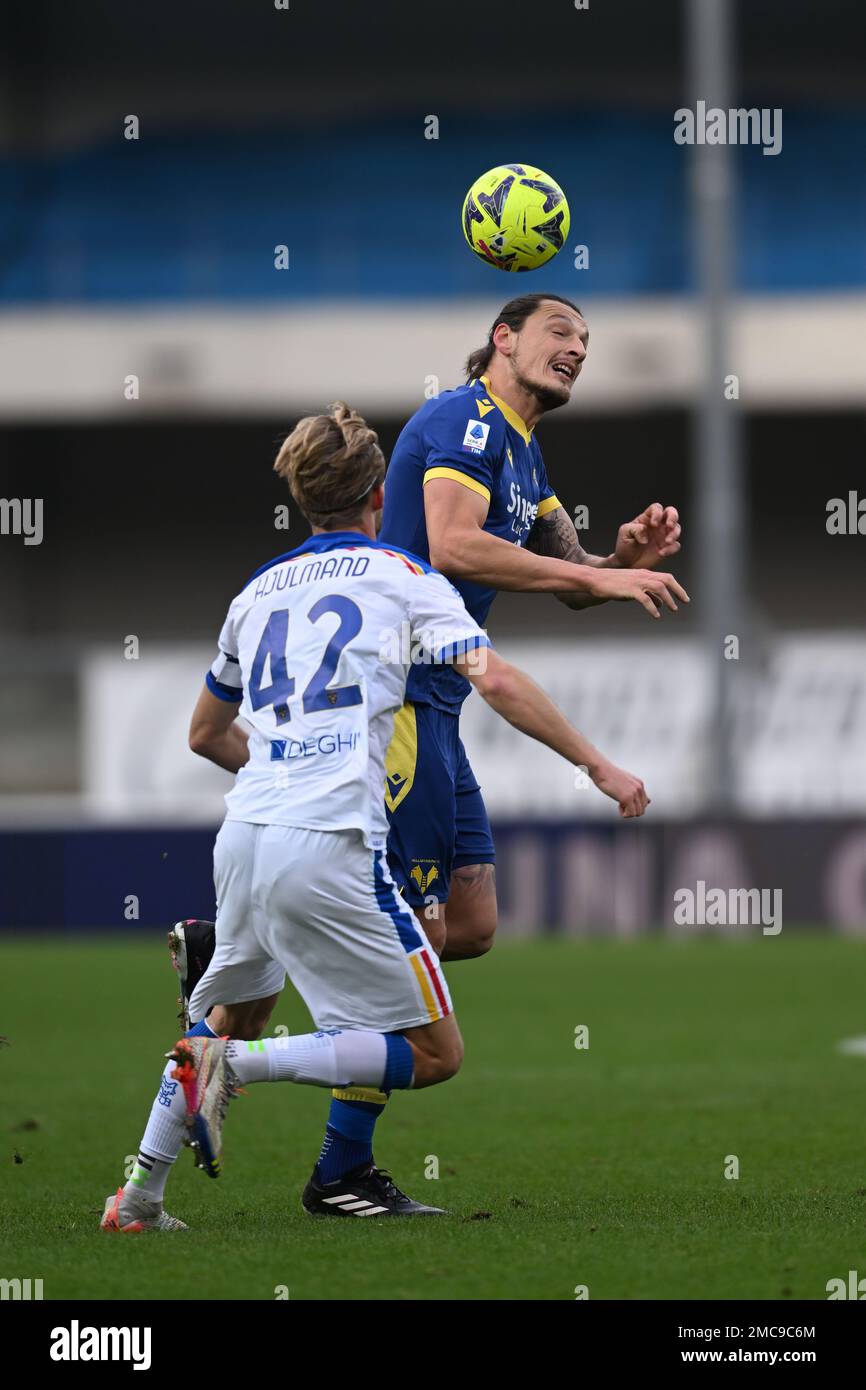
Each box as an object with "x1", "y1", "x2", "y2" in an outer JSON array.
[
  {"x1": 526, "y1": 507, "x2": 606, "y2": 610},
  {"x1": 451, "y1": 863, "x2": 496, "y2": 898},
  {"x1": 526, "y1": 508, "x2": 586, "y2": 564}
]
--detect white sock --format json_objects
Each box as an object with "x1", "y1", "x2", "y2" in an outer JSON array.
[
  {"x1": 227, "y1": 1030, "x2": 387, "y2": 1088},
  {"x1": 125, "y1": 1152, "x2": 175, "y2": 1204},
  {"x1": 123, "y1": 1060, "x2": 187, "y2": 1203}
]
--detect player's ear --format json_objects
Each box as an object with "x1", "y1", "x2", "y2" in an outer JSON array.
[
  {"x1": 370, "y1": 483, "x2": 385, "y2": 512},
  {"x1": 491, "y1": 321, "x2": 513, "y2": 357}
]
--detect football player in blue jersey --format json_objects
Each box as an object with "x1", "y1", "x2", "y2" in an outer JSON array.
[
  {"x1": 165, "y1": 293, "x2": 686, "y2": 1213},
  {"x1": 378, "y1": 291, "x2": 686, "y2": 962},
  {"x1": 112, "y1": 400, "x2": 651, "y2": 1230}
]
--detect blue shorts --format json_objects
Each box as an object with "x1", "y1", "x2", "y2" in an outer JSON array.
[{"x1": 385, "y1": 701, "x2": 495, "y2": 908}]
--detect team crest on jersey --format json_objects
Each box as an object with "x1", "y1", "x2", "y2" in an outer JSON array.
[
  {"x1": 410, "y1": 861, "x2": 440, "y2": 894},
  {"x1": 462, "y1": 419, "x2": 490, "y2": 454}
]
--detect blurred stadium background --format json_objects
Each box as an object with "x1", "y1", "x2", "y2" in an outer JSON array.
[{"x1": 1, "y1": 0, "x2": 865, "y2": 937}]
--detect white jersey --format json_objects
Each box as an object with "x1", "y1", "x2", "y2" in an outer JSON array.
[{"x1": 207, "y1": 531, "x2": 489, "y2": 849}]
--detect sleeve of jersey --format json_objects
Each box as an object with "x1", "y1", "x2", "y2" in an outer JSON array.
[
  {"x1": 406, "y1": 569, "x2": 492, "y2": 665},
  {"x1": 535, "y1": 453, "x2": 562, "y2": 519},
  {"x1": 205, "y1": 611, "x2": 243, "y2": 703},
  {"x1": 422, "y1": 401, "x2": 497, "y2": 506}
]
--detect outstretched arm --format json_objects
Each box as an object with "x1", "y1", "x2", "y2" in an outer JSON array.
[
  {"x1": 526, "y1": 502, "x2": 683, "y2": 611},
  {"x1": 426, "y1": 477, "x2": 611, "y2": 594},
  {"x1": 525, "y1": 504, "x2": 614, "y2": 609},
  {"x1": 425, "y1": 479, "x2": 687, "y2": 620},
  {"x1": 456, "y1": 647, "x2": 649, "y2": 818}
]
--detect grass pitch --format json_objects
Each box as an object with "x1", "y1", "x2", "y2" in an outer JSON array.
[{"x1": 1, "y1": 931, "x2": 865, "y2": 1301}]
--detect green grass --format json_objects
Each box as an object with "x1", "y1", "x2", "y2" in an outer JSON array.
[{"x1": 2, "y1": 932, "x2": 865, "y2": 1300}]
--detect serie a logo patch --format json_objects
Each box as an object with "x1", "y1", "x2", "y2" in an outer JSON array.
[{"x1": 462, "y1": 419, "x2": 490, "y2": 453}]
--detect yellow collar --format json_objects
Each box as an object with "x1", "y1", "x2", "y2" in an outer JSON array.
[{"x1": 479, "y1": 374, "x2": 533, "y2": 446}]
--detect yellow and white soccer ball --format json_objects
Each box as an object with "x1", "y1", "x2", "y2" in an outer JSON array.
[{"x1": 461, "y1": 163, "x2": 570, "y2": 272}]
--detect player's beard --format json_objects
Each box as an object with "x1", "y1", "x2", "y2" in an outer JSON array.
[{"x1": 511, "y1": 350, "x2": 570, "y2": 415}]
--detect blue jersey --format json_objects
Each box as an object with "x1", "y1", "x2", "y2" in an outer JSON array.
[{"x1": 380, "y1": 374, "x2": 561, "y2": 712}]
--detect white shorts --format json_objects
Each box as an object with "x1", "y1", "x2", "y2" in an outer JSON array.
[{"x1": 188, "y1": 820, "x2": 452, "y2": 1033}]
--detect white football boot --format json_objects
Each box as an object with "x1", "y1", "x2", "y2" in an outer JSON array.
[{"x1": 100, "y1": 1187, "x2": 188, "y2": 1233}]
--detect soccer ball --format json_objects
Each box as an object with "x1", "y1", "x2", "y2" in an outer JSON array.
[{"x1": 461, "y1": 163, "x2": 570, "y2": 272}]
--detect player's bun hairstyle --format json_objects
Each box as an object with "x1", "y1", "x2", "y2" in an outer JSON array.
[
  {"x1": 274, "y1": 401, "x2": 386, "y2": 530},
  {"x1": 464, "y1": 292, "x2": 583, "y2": 382}
]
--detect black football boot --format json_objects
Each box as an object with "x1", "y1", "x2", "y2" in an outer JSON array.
[
  {"x1": 167, "y1": 919, "x2": 216, "y2": 1030},
  {"x1": 302, "y1": 1162, "x2": 446, "y2": 1217}
]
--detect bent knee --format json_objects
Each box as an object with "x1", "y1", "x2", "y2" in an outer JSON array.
[
  {"x1": 464, "y1": 929, "x2": 495, "y2": 958},
  {"x1": 247, "y1": 1003, "x2": 277, "y2": 1038},
  {"x1": 426, "y1": 1038, "x2": 464, "y2": 1085},
  {"x1": 443, "y1": 923, "x2": 496, "y2": 961},
  {"x1": 443, "y1": 868, "x2": 498, "y2": 960},
  {"x1": 217, "y1": 996, "x2": 278, "y2": 1040}
]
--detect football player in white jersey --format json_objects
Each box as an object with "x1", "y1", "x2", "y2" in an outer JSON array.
[{"x1": 101, "y1": 403, "x2": 649, "y2": 1229}]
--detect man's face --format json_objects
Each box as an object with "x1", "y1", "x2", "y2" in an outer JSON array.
[{"x1": 503, "y1": 301, "x2": 589, "y2": 412}]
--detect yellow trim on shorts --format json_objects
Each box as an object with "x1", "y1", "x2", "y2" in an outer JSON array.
[
  {"x1": 384, "y1": 702, "x2": 418, "y2": 813},
  {"x1": 536, "y1": 494, "x2": 562, "y2": 519},
  {"x1": 423, "y1": 467, "x2": 491, "y2": 503}
]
